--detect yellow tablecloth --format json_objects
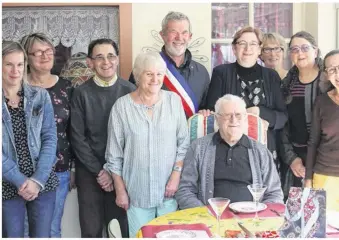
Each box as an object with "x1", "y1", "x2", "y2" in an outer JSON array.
[{"x1": 137, "y1": 206, "x2": 284, "y2": 238}]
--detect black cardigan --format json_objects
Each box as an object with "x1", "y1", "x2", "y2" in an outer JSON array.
[{"x1": 205, "y1": 62, "x2": 287, "y2": 161}]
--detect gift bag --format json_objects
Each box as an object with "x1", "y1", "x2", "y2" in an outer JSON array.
[{"x1": 279, "y1": 187, "x2": 326, "y2": 238}]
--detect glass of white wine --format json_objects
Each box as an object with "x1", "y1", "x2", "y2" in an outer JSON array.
[{"x1": 208, "y1": 197, "x2": 231, "y2": 237}]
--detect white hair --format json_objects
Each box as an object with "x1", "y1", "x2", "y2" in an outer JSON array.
[
  {"x1": 214, "y1": 94, "x2": 247, "y2": 114},
  {"x1": 132, "y1": 52, "x2": 166, "y2": 85},
  {"x1": 161, "y1": 11, "x2": 192, "y2": 34}
]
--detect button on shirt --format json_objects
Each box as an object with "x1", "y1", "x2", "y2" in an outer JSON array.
[{"x1": 213, "y1": 132, "x2": 253, "y2": 203}]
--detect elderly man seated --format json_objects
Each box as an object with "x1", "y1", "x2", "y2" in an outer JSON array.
[{"x1": 175, "y1": 94, "x2": 283, "y2": 209}]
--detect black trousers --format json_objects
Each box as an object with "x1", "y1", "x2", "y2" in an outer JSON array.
[{"x1": 75, "y1": 166, "x2": 128, "y2": 238}]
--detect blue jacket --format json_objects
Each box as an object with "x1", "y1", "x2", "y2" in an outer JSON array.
[{"x1": 2, "y1": 83, "x2": 57, "y2": 189}]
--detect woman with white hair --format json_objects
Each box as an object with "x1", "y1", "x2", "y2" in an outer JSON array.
[
  {"x1": 2, "y1": 41, "x2": 58, "y2": 237},
  {"x1": 104, "y1": 51, "x2": 190, "y2": 237}
]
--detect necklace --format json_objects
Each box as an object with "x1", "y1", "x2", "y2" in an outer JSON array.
[{"x1": 138, "y1": 92, "x2": 158, "y2": 110}]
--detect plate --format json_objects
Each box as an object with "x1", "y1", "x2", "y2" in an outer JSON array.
[
  {"x1": 229, "y1": 201, "x2": 267, "y2": 213},
  {"x1": 327, "y1": 211, "x2": 339, "y2": 229},
  {"x1": 156, "y1": 230, "x2": 197, "y2": 238}
]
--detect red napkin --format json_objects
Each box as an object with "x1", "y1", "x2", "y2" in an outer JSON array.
[
  {"x1": 141, "y1": 223, "x2": 213, "y2": 238},
  {"x1": 207, "y1": 203, "x2": 285, "y2": 219}
]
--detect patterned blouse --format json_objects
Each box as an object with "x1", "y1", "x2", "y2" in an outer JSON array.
[
  {"x1": 46, "y1": 77, "x2": 74, "y2": 172},
  {"x1": 2, "y1": 90, "x2": 59, "y2": 200}
]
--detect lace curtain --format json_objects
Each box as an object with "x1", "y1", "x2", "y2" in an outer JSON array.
[{"x1": 2, "y1": 6, "x2": 119, "y2": 54}]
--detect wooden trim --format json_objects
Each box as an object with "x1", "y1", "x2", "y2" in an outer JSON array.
[{"x1": 3, "y1": 2, "x2": 133, "y2": 80}]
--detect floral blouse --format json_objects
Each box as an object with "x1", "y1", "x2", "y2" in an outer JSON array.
[
  {"x1": 2, "y1": 90, "x2": 59, "y2": 200},
  {"x1": 46, "y1": 77, "x2": 75, "y2": 172}
]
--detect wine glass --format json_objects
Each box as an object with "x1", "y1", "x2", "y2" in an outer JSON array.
[
  {"x1": 208, "y1": 197, "x2": 230, "y2": 237},
  {"x1": 247, "y1": 184, "x2": 267, "y2": 222}
]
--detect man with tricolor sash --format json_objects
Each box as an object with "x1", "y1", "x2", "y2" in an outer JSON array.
[{"x1": 129, "y1": 11, "x2": 210, "y2": 118}]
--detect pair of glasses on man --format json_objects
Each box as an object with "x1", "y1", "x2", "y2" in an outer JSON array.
[
  {"x1": 28, "y1": 48, "x2": 54, "y2": 57},
  {"x1": 90, "y1": 54, "x2": 118, "y2": 62},
  {"x1": 236, "y1": 41, "x2": 260, "y2": 49},
  {"x1": 262, "y1": 47, "x2": 284, "y2": 54},
  {"x1": 289, "y1": 44, "x2": 314, "y2": 54},
  {"x1": 216, "y1": 112, "x2": 245, "y2": 121},
  {"x1": 325, "y1": 65, "x2": 339, "y2": 75}
]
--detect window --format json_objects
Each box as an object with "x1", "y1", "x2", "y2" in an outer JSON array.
[{"x1": 211, "y1": 3, "x2": 293, "y2": 69}]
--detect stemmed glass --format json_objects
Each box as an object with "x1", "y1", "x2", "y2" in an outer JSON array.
[
  {"x1": 247, "y1": 184, "x2": 267, "y2": 222},
  {"x1": 208, "y1": 197, "x2": 230, "y2": 238}
]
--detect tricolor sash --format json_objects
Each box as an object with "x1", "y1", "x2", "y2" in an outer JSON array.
[{"x1": 160, "y1": 52, "x2": 199, "y2": 117}]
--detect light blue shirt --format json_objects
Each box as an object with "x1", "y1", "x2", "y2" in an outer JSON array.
[{"x1": 104, "y1": 90, "x2": 189, "y2": 208}]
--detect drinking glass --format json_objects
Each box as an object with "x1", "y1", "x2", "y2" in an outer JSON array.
[
  {"x1": 247, "y1": 184, "x2": 267, "y2": 222},
  {"x1": 208, "y1": 197, "x2": 231, "y2": 237}
]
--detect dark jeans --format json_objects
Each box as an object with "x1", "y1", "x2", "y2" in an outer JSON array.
[
  {"x1": 76, "y1": 165, "x2": 128, "y2": 238},
  {"x1": 2, "y1": 190, "x2": 56, "y2": 238}
]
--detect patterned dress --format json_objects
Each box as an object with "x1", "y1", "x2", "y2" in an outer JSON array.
[
  {"x1": 2, "y1": 90, "x2": 59, "y2": 200},
  {"x1": 46, "y1": 77, "x2": 74, "y2": 172}
]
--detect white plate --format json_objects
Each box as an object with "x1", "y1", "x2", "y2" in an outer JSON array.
[
  {"x1": 327, "y1": 211, "x2": 339, "y2": 229},
  {"x1": 229, "y1": 201, "x2": 267, "y2": 213},
  {"x1": 156, "y1": 230, "x2": 197, "y2": 238}
]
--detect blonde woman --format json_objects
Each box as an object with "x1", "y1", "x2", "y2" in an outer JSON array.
[
  {"x1": 260, "y1": 32, "x2": 288, "y2": 79},
  {"x1": 2, "y1": 41, "x2": 58, "y2": 237}
]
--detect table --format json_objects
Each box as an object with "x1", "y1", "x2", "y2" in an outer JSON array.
[
  {"x1": 138, "y1": 203, "x2": 285, "y2": 238},
  {"x1": 137, "y1": 203, "x2": 339, "y2": 238}
]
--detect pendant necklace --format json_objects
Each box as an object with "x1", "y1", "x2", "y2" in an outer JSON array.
[{"x1": 138, "y1": 92, "x2": 157, "y2": 110}]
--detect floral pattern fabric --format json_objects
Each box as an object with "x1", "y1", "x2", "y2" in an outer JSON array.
[{"x1": 46, "y1": 77, "x2": 74, "y2": 172}]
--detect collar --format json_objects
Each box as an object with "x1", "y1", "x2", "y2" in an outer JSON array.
[
  {"x1": 212, "y1": 131, "x2": 251, "y2": 148},
  {"x1": 235, "y1": 61, "x2": 261, "y2": 76},
  {"x1": 161, "y1": 46, "x2": 192, "y2": 69},
  {"x1": 93, "y1": 74, "x2": 117, "y2": 87}
]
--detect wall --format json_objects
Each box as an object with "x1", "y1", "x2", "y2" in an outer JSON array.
[{"x1": 132, "y1": 3, "x2": 212, "y2": 73}]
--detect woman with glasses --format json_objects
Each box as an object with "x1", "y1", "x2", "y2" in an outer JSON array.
[
  {"x1": 279, "y1": 31, "x2": 329, "y2": 198},
  {"x1": 20, "y1": 33, "x2": 75, "y2": 238},
  {"x1": 304, "y1": 49, "x2": 339, "y2": 211},
  {"x1": 2, "y1": 41, "x2": 58, "y2": 237},
  {"x1": 260, "y1": 32, "x2": 288, "y2": 80},
  {"x1": 205, "y1": 26, "x2": 287, "y2": 172}
]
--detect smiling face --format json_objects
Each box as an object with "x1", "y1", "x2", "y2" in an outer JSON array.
[
  {"x1": 232, "y1": 32, "x2": 261, "y2": 67},
  {"x1": 2, "y1": 51, "x2": 25, "y2": 88},
  {"x1": 216, "y1": 100, "x2": 247, "y2": 142},
  {"x1": 27, "y1": 40, "x2": 54, "y2": 73},
  {"x1": 289, "y1": 37, "x2": 318, "y2": 69},
  {"x1": 161, "y1": 19, "x2": 192, "y2": 59},
  {"x1": 261, "y1": 40, "x2": 285, "y2": 69},
  {"x1": 325, "y1": 53, "x2": 339, "y2": 90},
  {"x1": 137, "y1": 66, "x2": 165, "y2": 95},
  {"x1": 88, "y1": 43, "x2": 119, "y2": 81}
]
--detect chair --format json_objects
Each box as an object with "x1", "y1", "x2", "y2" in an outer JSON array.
[
  {"x1": 187, "y1": 113, "x2": 268, "y2": 145},
  {"x1": 108, "y1": 219, "x2": 122, "y2": 238}
]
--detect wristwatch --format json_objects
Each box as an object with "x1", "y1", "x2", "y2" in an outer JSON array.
[{"x1": 173, "y1": 166, "x2": 182, "y2": 172}]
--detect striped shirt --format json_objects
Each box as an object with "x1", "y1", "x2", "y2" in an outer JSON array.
[{"x1": 104, "y1": 90, "x2": 189, "y2": 208}]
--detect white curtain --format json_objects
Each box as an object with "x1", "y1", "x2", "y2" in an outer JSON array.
[{"x1": 2, "y1": 6, "x2": 119, "y2": 54}]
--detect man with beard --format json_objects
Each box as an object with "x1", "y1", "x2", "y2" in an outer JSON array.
[{"x1": 129, "y1": 11, "x2": 210, "y2": 118}]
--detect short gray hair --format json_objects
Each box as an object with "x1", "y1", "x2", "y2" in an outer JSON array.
[
  {"x1": 161, "y1": 11, "x2": 191, "y2": 34},
  {"x1": 215, "y1": 94, "x2": 247, "y2": 114},
  {"x1": 132, "y1": 52, "x2": 167, "y2": 85},
  {"x1": 2, "y1": 41, "x2": 28, "y2": 83}
]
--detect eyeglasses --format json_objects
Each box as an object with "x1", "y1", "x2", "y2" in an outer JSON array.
[
  {"x1": 91, "y1": 54, "x2": 118, "y2": 62},
  {"x1": 325, "y1": 65, "x2": 339, "y2": 75},
  {"x1": 236, "y1": 41, "x2": 260, "y2": 49},
  {"x1": 28, "y1": 48, "x2": 54, "y2": 57},
  {"x1": 262, "y1": 47, "x2": 284, "y2": 54},
  {"x1": 216, "y1": 112, "x2": 246, "y2": 121},
  {"x1": 289, "y1": 44, "x2": 314, "y2": 54}
]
